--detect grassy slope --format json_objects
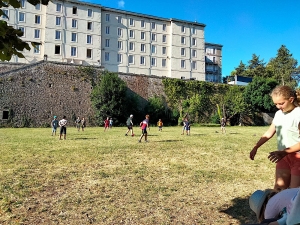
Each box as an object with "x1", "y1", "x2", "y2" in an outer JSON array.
[{"x1": 0, "y1": 126, "x2": 276, "y2": 224}]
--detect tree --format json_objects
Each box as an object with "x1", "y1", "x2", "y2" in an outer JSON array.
[
  {"x1": 243, "y1": 76, "x2": 278, "y2": 112},
  {"x1": 235, "y1": 61, "x2": 248, "y2": 76},
  {"x1": 247, "y1": 54, "x2": 266, "y2": 78},
  {"x1": 91, "y1": 71, "x2": 127, "y2": 125},
  {"x1": 223, "y1": 85, "x2": 247, "y2": 125},
  {"x1": 0, "y1": 0, "x2": 49, "y2": 61},
  {"x1": 267, "y1": 45, "x2": 298, "y2": 87}
]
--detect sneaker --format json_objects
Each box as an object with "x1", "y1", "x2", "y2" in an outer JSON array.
[
  {"x1": 138, "y1": 140, "x2": 141, "y2": 143},
  {"x1": 125, "y1": 134, "x2": 128, "y2": 136},
  {"x1": 145, "y1": 140, "x2": 148, "y2": 142}
]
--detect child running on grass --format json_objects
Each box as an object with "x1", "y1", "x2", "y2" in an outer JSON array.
[
  {"x1": 184, "y1": 117, "x2": 191, "y2": 135},
  {"x1": 104, "y1": 117, "x2": 109, "y2": 131},
  {"x1": 157, "y1": 119, "x2": 163, "y2": 131},
  {"x1": 139, "y1": 115, "x2": 150, "y2": 142}
]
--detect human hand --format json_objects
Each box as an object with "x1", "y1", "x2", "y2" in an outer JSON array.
[
  {"x1": 250, "y1": 148, "x2": 257, "y2": 160},
  {"x1": 268, "y1": 151, "x2": 288, "y2": 163}
]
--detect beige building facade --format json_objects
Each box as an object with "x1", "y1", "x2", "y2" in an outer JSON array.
[{"x1": 1, "y1": 0, "x2": 222, "y2": 82}]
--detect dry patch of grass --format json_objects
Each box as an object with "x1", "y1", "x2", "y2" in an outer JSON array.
[{"x1": 0, "y1": 126, "x2": 276, "y2": 224}]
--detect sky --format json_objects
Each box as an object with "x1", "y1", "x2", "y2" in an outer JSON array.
[{"x1": 83, "y1": 0, "x2": 300, "y2": 77}]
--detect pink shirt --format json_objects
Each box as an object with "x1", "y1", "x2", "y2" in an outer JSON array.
[{"x1": 264, "y1": 188, "x2": 298, "y2": 219}]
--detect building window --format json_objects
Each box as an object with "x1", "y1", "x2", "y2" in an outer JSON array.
[
  {"x1": 141, "y1": 31, "x2": 145, "y2": 40},
  {"x1": 117, "y1": 28, "x2": 122, "y2": 36},
  {"x1": 56, "y1": 3, "x2": 62, "y2": 12},
  {"x1": 2, "y1": 111, "x2": 9, "y2": 120},
  {"x1": 118, "y1": 41, "x2": 123, "y2": 49},
  {"x1": 18, "y1": 27, "x2": 25, "y2": 37},
  {"x1": 129, "y1": 30, "x2": 134, "y2": 38},
  {"x1": 87, "y1": 35, "x2": 92, "y2": 44},
  {"x1": 117, "y1": 16, "x2": 122, "y2": 23},
  {"x1": 162, "y1": 35, "x2": 166, "y2": 43},
  {"x1": 117, "y1": 54, "x2": 122, "y2": 63},
  {"x1": 151, "y1": 22, "x2": 156, "y2": 30},
  {"x1": 18, "y1": 12, "x2": 25, "y2": 22},
  {"x1": 87, "y1": 9, "x2": 92, "y2": 17},
  {"x1": 162, "y1": 46, "x2": 166, "y2": 55},
  {"x1": 87, "y1": 22, "x2": 92, "y2": 30},
  {"x1": 2, "y1": 9, "x2": 8, "y2": 19},
  {"x1": 141, "y1": 44, "x2": 145, "y2": 52},
  {"x1": 151, "y1": 33, "x2": 156, "y2": 41},
  {"x1": 35, "y1": 3, "x2": 40, "y2": 10},
  {"x1": 72, "y1": 6, "x2": 77, "y2": 15},
  {"x1": 191, "y1": 27, "x2": 196, "y2": 34},
  {"x1": 181, "y1": 60, "x2": 185, "y2": 68},
  {"x1": 55, "y1": 30, "x2": 61, "y2": 40},
  {"x1": 56, "y1": 17, "x2": 61, "y2": 26},
  {"x1": 192, "y1": 61, "x2": 197, "y2": 69},
  {"x1": 192, "y1": 38, "x2": 196, "y2": 46},
  {"x1": 105, "y1": 39, "x2": 109, "y2": 47},
  {"x1": 34, "y1": 45, "x2": 40, "y2": 54},
  {"x1": 87, "y1": 49, "x2": 92, "y2": 58},
  {"x1": 129, "y1": 18, "x2": 134, "y2": 26},
  {"x1": 71, "y1": 32, "x2": 77, "y2": 42},
  {"x1": 128, "y1": 55, "x2": 134, "y2": 64},
  {"x1": 192, "y1": 49, "x2": 197, "y2": 57},
  {"x1": 35, "y1": 15, "x2": 41, "y2": 24},
  {"x1": 105, "y1": 13, "x2": 110, "y2": 21},
  {"x1": 129, "y1": 42, "x2": 134, "y2": 51},
  {"x1": 141, "y1": 20, "x2": 145, "y2": 28},
  {"x1": 105, "y1": 26, "x2": 109, "y2": 34},
  {"x1": 162, "y1": 24, "x2": 166, "y2": 31},
  {"x1": 140, "y1": 56, "x2": 145, "y2": 65},
  {"x1": 105, "y1": 52, "x2": 109, "y2": 61},
  {"x1": 55, "y1": 45, "x2": 61, "y2": 54},
  {"x1": 151, "y1": 45, "x2": 156, "y2": 54},
  {"x1": 71, "y1": 47, "x2": 77, "y2": 56},
  {"x1": 181, "y1": 48, "x2": 185, "y2": 56},
  {"x1": 151, "y1": 57, "x2": 156, "y2": 66},
  {"x1": 162, "y1": 59, "x2": 166, "y2": 67},
  {"x1": 72, "y1": 19, "x2": 77, "y2": 28},
  {"x1": 21, "y1": 0, "x2": 25, "y2": 8},
  {"x1": 181, "y1": 36, "x2": 185, "y2": 44},
  {"x1": 181, "y1": 25, "x2": 185, "y2": 33},
  {"x1": 34, "y1": 29, "x2": 40, "y2": 39}
]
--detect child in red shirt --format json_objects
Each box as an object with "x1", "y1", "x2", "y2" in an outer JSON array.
[
  {"x1": 104, "y1": 117, "x2": 109, "y2": 131},
  {"x1": 138, "y1": 115, "x2": 150, "y2": 142}
]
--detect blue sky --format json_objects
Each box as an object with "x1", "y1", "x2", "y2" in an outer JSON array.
[{"x1": 84, "y1": 0, "x2": 300, "y2": 77}]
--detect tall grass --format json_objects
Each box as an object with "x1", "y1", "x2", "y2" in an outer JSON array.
[{"x1": 0, "y1": 126, "x2": 276, "y2": 224}]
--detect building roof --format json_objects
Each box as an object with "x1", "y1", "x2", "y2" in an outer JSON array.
[
  {"x1": 205, "y1": 42, "x2": 223, "y2": 48},
  {"x1": 60, "y1": 0, "x2": 206, "y2": 27}
]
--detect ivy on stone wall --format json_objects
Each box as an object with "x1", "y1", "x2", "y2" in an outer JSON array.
[{"x1": 162, "y1": 78, "x2": 249, "y2": 125}]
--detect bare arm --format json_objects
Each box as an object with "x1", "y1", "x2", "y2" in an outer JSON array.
[{"x1": 250, "y1": 123, "x2": 276, "y2": 160}]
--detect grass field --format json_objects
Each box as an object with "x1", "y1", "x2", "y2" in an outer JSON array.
[{"x1": 0, "y1": 126, "x2": 277, "y2": 225}]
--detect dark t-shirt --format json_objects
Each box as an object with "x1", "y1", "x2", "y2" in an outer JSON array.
[{"x1": 126, "y1": 117, "x2": 132, "y2": 126}]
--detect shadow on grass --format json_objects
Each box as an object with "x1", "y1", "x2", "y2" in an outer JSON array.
[
  {"x1": 73, "y1": 137, "x2": 98, "y2": 140},
  {"x1": 219, "y1": 196, "x2": 257, "y2": 224},
  {"x1": 190, "y1": 134, "x2": 207, "y2": 136},
  {"x1": 155, "y1": 140, "x2": 183, "y2": 142}
]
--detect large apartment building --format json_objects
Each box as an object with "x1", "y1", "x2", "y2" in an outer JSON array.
[{"x1": 1, "y1": 0, "x2": 222, "y2": 81}]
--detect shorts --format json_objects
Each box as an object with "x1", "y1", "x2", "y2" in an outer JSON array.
[
  {"x1": 76, "y1": 124, "x2": 80, "y2": 128},
  {"x1": 127, "y1": 125, "x2": 133, "y2": 130},
  {"x1": 158, "y1": 126, "x2": 162, "y2": 129},
  {"x1": 142, "y1": 128, "x2": 147, "y2": 134},
  {"x1": 185, "y1": 127, "x2": 190, "y2": 131},
  {"x1": 60, "y1": 126, "x2": 67, "y2": 135},
  {"x1": 276, "y1": 152, "x2": 300, "y2": 176},
  {"x1": 52, "y1": 127, "x2": 57, "y2": 132},
  {"x1": 104, "y1": 124, "x2": 109, "y2": 128}
]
